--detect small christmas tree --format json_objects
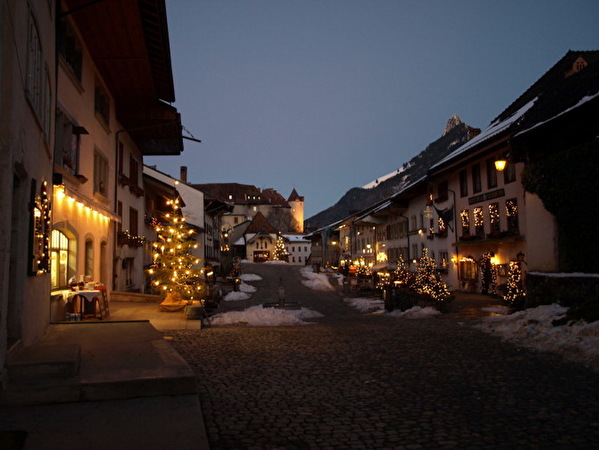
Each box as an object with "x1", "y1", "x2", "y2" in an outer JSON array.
[
  {"x1": 147, "y1": 198, "x2": 205, "y2": 311},
  {"x1": 413, "y1": 248, "x2": 452, "y2": 302},
  {"x1": 394, "y1": 254, "x2": 412, "y2": 286},
  {"x1": 272, "y1": 235, "x2": 288, "y2": 261},
  {"x1": 503, "y1": 261, "x2": 526, "y2": 307}
]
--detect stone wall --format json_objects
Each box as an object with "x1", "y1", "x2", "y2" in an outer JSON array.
[{"x1": 525, "y1": 272, "x2": 599, "y2": 308}]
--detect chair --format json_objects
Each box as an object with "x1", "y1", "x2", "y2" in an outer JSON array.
[{"x1": 96, "y1": 286, "x2": 110, "y2": 318}]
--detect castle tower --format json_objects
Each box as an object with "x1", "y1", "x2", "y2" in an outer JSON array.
[{"x1": 287, "y1": 188, "x2": 304, "y2": 233}]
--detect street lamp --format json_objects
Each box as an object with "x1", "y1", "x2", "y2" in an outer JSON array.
[{"x1": 494, "y1": 154, "x2": 508, "y2": 171}]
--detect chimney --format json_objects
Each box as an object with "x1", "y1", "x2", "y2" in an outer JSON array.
[{"x1": 180, "y1": 166, "x2": 188, "y2": 183}]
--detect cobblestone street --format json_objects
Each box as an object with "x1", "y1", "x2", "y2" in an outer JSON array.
[{"x1": 168, "y1": 264, "x2": 599, "y2": 449}]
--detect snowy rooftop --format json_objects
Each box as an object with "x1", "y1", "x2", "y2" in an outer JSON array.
[
  {"x1": 431, "y1": 98, "x2": 538, "y2": 170},
  {"x1": 143, "y1": 165, "x2": 205, "y2": 228}
]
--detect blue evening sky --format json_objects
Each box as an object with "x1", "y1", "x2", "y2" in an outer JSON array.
[{"x1": 146, "y1": 0, "x2": 599, "y2": 219}]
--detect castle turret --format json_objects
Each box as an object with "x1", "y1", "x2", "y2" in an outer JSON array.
[{"x1": 287, "y1": 188, "x2": 304, "y2": 233}]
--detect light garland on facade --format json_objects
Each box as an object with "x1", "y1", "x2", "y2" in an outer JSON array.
[{"x1": 54, "y1": 185, "x2": 112, "y2": 223}]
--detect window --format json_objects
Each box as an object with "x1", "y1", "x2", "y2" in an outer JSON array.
[
  {"x1": 304, "y1": 246, "x2": 308, "y2": 252},
  {"x1": 85, "y1": 239, "x2": 94, "y2": 277},
  {"x1": 472, "y1": 164, "x2": 481, "y2": 193},
  {"x1": 26, "y1": 13, "x2": 42, "y2": 117},
  {"x1": 26, "y1": 12, "x2": 52, "y2": 143},
  {"x1": 437, "y1": 181, "x2": 448, "y2": 202},
  {"x1": 410, "y1": 215, "x2": 417, "y2": 231},
  {"x1": 506, "y1": 198, "x2": 519, "y2": 233},
  {"x1": 459, "y1": 170, "x2": 468, "y2": 197},
  {"x1": 458, "y1": 258, "x2": 477, "y2": 281},
  {"x1": 129, "y1": 156, "x2": 139, "y2": 187},
  {"x1": 129, "y1": 207, "x2": 139, "y2": 236},
  {"x1": 50, "y1": 229, "x2": 71, "y2": 288},
  {"x1": 58, "y1": 17, "x2": 82, "y2": 81},
  {"x1": 54, "y1": 110, "x2": 83, "y2": 175},
  {"x1": 460, "y1": 209, "x2": 470, "y2": 237},
  {"x1": 504, "y1": 162, "x2": 516, "y2": 184},
  {"x1": 118, "y1": 142, "x2": 124, "y2": 173},
  {"x1": 489, "y1": 203, "x2": 500, "y2": 235},
  {"x1": 439, "y1": 251, "x2": 449, "y2": 269},
  {"x1": 94, "y1": 151, "x2": 109, "y2": 197},
  {"x1": 473, "y1": 207, "x2": 484, "y2": 237},
  {"x1": 437, "y1": 216, "x2": 447, "y2": 236},
  {"x1": 94, "y1": 80, "x2": 110, "y2": 126},
  {"x1": 234, "y1": 217, "x2": 239, "y2": 224},
  {"x1": 117, "y1": 201, "x2": 123, "y2": 233},
  {"x1": 486, "y1": 159, "x2": 497, "y2": 189}
]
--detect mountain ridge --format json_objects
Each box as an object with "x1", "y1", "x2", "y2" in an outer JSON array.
[{"x1": 305, "y1": 117, "x2": 479, "y2": 230}]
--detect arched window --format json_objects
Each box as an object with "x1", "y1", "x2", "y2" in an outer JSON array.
[
  {"x1": 85, "y1": 239, "x2": 94, "y2": 277},
  {"x1": 51, "y1": 230, "x2": 70, "y2": 288}
]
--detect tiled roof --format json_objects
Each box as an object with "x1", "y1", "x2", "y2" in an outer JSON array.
[
  {"x1": 193, "y1": 183, "x2": 261, "y2": 204},
  {"x1": 288, "y1": 188, "x2": 304, "y2": 202},
  {"x1": 245, "y1": 211, "x2": 278, "y2": 234},
  {"x1": 261, "y1": 188, "x2": 289, "y2": 207}
]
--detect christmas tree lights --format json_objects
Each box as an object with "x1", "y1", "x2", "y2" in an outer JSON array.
[
  {"x1": 413, "y1": 248, "x2": 452, "y2": 302},
  {"x1": 503, "y1": 260, "x2": 525, "y2": 307},
  {"x1": 393, "y1": 254, "x2": 411, "y2": 286},
  {"x1": 147, "y1": 198, "x2": 205, "y2": 311},
  {"x1": 272, "y1": 234, "x2": 288, "y2": 261}
]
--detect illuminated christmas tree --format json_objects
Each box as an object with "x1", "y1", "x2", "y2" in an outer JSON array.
[
  {"x1": 272, "y1": 234, "x2": 288, "y2": 261},
  {"x1": 394, "y1": 254, "x2": 412, "y2": 286},
  {"x1": 147, "y1": 198, "x2": 205, "y2": 311},
  {"x1": 503, "y1": 261, "x2": 525, "y2": 307},
  {"x1": 413, "y1": 248, "x2": 452, "y2": 302}
]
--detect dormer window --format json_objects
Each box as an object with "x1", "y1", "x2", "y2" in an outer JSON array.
[{"x1": 565, "y1": 56, "x2": 588, "y2": 78}]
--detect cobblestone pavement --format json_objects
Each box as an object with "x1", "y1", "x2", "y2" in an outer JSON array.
[{"x1": 168, "y1": 264, "x2": 599, "y2": 449}]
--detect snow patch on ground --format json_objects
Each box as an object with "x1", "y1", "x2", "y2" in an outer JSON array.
[
  {"x1": 209, "y1": 305, "x2": 323, "y2": 326},
  {"x1": 344, "y1": 297, "x2": 385, "y2": 313},
  {"x1": 299, "y1": 267, "x2": 335, "y2": 291},
  {"x1": 239, "y1": 282, "x2": 257, "y2": 293},
  {"x1": 388, "y1": 306, "x2": 442, "y2": 319},
  {"x1": 240, "y1": 273, "x2": 262, "y2": 281},
  {"x1": 264, "y1": 260, "x2": 288, "y2": 265},
  {"x1": 223, "y1": 291, "x2": 251, "y2": 302},
  {"x1": 476, "y1": 304, "x2": 599, "y2": 371}
]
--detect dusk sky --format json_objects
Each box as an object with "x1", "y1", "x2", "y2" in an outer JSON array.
[{"x1": 146, "y1": 1, "x2": 599, "y2": 219}]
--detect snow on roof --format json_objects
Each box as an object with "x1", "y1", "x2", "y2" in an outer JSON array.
[
  {"x1": 362, "y1": 163, "x2": 411, "y2": 189},
  {"x1": 515, "y1": 90, "x2": 599, "y2": 137},
  {"x1": 283, "y1": 234, "x2": 310, "y2": 243},
  {"x1": 431, "y1": 98, "x2": 538, "y2": 170},
  {"x1": 143, "y1": 165, "x2": 204, "y2": 227}
]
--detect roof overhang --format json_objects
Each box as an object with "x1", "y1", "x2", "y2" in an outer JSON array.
[{"x1": 63, "y1": 0, "x2": 184, "y2": 156}]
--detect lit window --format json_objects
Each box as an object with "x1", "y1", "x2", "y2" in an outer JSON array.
[
  {"x1": 489, "y1": 203, "x2": 500, "y2": 235},
  {"x1": 460, "y1": 209, "x2": 470, "y2": 236},
  {"x1": 473, "y1": 207, "x2": 484, "y2": 237},
  {"x1": 51, "y1": 229, "x2": 72, "y2": 289}
]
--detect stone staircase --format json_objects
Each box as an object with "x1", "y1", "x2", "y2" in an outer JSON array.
[{"x1": 1, "y1": 321, "x2": 198, "y2": 405}]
